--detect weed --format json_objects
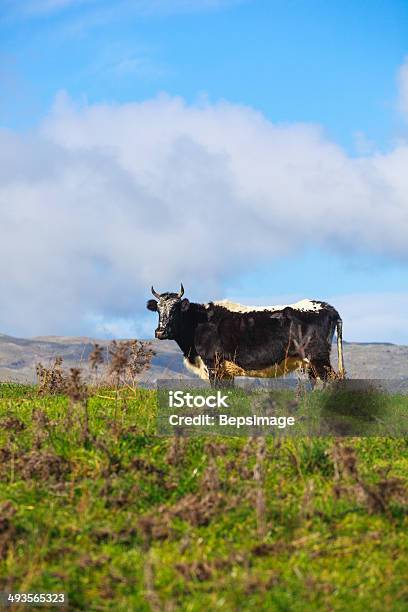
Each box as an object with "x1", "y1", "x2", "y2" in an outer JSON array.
[
  {"x1": 36, "y1": 357, "x2": 66, "y2": 395},
  {"x1": 331, "y1": 440, "x2": 408, "y2": 515}
]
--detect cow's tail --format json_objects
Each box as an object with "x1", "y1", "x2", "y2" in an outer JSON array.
[{"x1": 336, "y1": 318, "x2": 345, "y2": 378}]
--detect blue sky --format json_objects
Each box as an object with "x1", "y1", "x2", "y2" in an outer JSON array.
[
  {"x1": 1, "y1": 0, "x2": 408, "y2": 342},
  {"x1": 2, "y1": 0, "x2": 408, "y2": 147}
]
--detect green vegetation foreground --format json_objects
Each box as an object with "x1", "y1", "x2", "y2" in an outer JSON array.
[{"x1": 0, "y1": 383, "x2": 407, "y2": 611}]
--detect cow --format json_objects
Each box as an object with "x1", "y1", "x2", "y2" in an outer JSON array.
[{"x1": 146, "y1": 284, "x2": 345, "y2": 386}]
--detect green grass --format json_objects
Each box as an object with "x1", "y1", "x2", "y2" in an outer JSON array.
[{"x1": 0, "y1": 384, "x2": 407, "y2": 611}]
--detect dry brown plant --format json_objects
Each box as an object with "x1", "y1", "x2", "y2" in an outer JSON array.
[
  {"x1": 331, "y1": 440, "x2": 407, "y2": 515},
  {"x1": 89, "y1": 343, "x2": 105, "y2": 371},
  {"x1": 106, "y1": 340, "x2": 155, "y2": 387},
  {"x1": 36, "y1": 357, "x2": 66, "y2": 395}
]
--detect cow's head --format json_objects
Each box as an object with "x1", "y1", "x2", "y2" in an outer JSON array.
[{"x1": 146, "y1": 284, "x2": 190, "y2": 339}]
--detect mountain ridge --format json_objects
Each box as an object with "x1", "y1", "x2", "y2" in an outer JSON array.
[{"x1": 0, "y1": 332, "x2": 406, "y2": 383}]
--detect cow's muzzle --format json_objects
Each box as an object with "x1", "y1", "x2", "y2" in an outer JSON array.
[{"x1": 155, "y1": 330, "x2": 166, "y2": 339}]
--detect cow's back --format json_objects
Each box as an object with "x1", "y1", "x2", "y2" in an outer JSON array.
[{"x1": 202, "y1": 301, "x2": 339, "y2": 372}]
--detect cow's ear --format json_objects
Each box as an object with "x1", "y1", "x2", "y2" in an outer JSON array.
[
  {"x1": 146, "y1": 299, "x2": 158, "y2": 312},
  {"x1": 180, "y1": 298, "x2": 190, "y2": 312}
]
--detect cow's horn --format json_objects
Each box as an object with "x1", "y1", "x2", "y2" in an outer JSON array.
[
  {"x1": 151, "y1": 286, "x2": 161, "y2": 299},
  {"x1": 178, "y1": 283, "x2": 184, "y2": 298}
]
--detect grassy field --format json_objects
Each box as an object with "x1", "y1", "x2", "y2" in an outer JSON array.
[{"x1": 0, "y1": 383, "x2": 407, "y2": 611}]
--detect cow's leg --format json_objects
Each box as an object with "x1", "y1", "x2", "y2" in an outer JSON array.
[{"x1": 308, "y1": 358, "x2": 334, "y2": 388}]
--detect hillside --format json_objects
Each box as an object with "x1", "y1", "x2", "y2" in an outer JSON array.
[{"x1": 0, "y1": 332, "x2": 407, "y2": 384}]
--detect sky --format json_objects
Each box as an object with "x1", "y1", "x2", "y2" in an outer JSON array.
[{"x1": 1, "y1": 0, "x2": 408, "y2": 343}]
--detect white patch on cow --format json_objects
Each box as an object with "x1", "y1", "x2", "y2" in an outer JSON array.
[
  {"x1": 183, "y1": 356, "x2": 210, "y2": 380},
  {"x1": 210, "y1": 298, "x2": 322, "y2": 314}
]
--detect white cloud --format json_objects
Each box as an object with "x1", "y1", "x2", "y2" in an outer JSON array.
[{"x1": 1, "y1": 90, "x2": 408, "y2": 339}]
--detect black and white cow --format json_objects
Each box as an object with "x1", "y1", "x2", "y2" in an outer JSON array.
[{"x1": 147, "y1": 284, "x2": 345, "y2": 385}]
